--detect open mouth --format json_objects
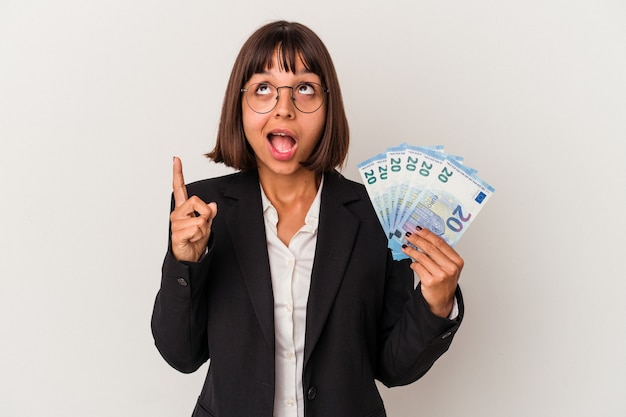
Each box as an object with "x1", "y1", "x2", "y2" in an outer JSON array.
[{"x1": 267, "y1": 132, "x2": 297, "y2": 154}]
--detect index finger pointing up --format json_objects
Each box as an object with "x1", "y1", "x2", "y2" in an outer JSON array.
[{"x1": 172, "y1": 156, "x2": 188, "y2": 208}]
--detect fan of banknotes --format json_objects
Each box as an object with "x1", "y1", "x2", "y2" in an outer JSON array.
[{"x1": 358, "y1": 143, "x2": 495, "y2": 260}]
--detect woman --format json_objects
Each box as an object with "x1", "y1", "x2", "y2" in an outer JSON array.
[{"x1": 152, "y1": 20, "x2": 464, "y2": 417}]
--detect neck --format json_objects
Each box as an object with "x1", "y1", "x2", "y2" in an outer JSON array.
[{"x1": 258, "y1": 168, "x2": 321, "y2": 207}]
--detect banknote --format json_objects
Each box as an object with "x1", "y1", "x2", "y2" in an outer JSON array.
[
  {"x1": 357, "y1": 152, "x2": 391, "y2": 236},
  {"x1": 359, "y1": 144, "x2": 495, "y2": 259},
  {"x1": 394, "y1": 145, "x2": 449, "y2": 234},
  {"x1": 393, "y1": 157, "x2": 494, "y2": 247}
]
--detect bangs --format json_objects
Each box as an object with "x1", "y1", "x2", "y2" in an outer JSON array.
[{"x1": 243, "y1": 30, "x2": 323, "y2": 82}]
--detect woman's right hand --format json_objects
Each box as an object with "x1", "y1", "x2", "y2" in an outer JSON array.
[{"x1": 170, "y1": 157, "x2": 218, "y2": 262}]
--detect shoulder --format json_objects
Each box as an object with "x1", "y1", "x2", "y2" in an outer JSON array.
[
  {"x1": 184, "y1": 170, "x2": 259, "y2": 203},
  {"x1": 322, "y1": 171, "x2": 379, "y2": 222},
  {"x1": 324, "y1": 171, "x2": 367, "y2": 197},
  {"x1": 323, "y1": 170, "x2": 369, "y2": 202},
  {"x1": 185, "y1": 171, "x2": 240, "y2": 194}
]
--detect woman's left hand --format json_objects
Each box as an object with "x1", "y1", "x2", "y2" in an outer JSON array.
[{"x1": 402, "y1": 226, "x2": 464, "y2": 318}]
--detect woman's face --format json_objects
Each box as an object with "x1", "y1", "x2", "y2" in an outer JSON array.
[{"x1": 242, "y1": 51, "x2": 326, "y2": 179}]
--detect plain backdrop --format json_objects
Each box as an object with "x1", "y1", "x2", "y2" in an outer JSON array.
[{"x1": 1, "y1": 1, "x2": 625, "y2": 416}]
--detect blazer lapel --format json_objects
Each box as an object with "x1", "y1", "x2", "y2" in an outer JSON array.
[
  {"x1": 304, "y1": 171, "x2": 361, "y2": 368},
  {"x1": 222, "y1": 170, "x2": 275, "y2": 350}
]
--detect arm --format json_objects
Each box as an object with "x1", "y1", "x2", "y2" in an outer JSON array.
[
  {"x1": 376, "y1": 227, "x2": 464, "y2": 387},
  {"x1": 151, "y1": 157, "x2": 218, "y2": 373},
  {"x1": 151, "y1": 245, "x2": 213, "y2": 373}
]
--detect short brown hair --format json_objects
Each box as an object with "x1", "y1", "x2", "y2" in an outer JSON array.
[{"x1": 206, "y1": 21, "x2": 349, "y2": 173}]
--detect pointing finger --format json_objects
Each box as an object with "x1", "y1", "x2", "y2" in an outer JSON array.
[{"x1": 172, "y1": 156, "x2": 188, "y2": 208}]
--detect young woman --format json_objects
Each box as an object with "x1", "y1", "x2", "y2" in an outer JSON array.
[{"x1": 152, "y1": 20, "x2": 464, "y2": 417}]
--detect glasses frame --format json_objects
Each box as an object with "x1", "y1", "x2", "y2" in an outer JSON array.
[{"x1": 241, "y1": 82, "x2": 329, "y2": 114}]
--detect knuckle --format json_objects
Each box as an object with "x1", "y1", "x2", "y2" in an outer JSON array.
[
  {"x1": 445, "y1": 257, "x2": 463, "y2": 276},
  {"x1": 170, "y1": 207, "x2": 181, "y2": 220},
  {"x1": 457, "y1": 257, "x2": 465, "y2": 270},
  {"x1": 422, "y1": 241, "x2": 436, "y2": 253},
  {"x1": 192, "y1": 217, "x2": 208, "y2": 230},
  {"x1": 443, "y1": 266, "x2": 459, "y2": 280},
  {"x1": 431, "y1": 237, "x2": 446, "y2": 249},
  {"x1": 190, "y1": 195, "x2": 207, "y2": 206},
  {"x1": 433, "y1": 269, "x2": 447, "y2": 282},
  {"x1": 169, "y1": 212, "x2": 181, "y2": 223}
]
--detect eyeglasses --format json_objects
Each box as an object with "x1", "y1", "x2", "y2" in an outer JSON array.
[{"x1": 241, "y1": 82, "x2": 328, "y2": 114}]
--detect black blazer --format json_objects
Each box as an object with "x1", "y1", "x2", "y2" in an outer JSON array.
[{"x1": 152, "y1": 170, "x2": 463, "y2": 417}]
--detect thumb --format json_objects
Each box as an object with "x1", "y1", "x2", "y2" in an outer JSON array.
[{"x1": 207, "y1": 202, "x2": 218, "y2": 222}]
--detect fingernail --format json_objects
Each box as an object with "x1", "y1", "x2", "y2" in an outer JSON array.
[
  {"x1": 402, "y1": 244, "x2": 408, "y2": 249},
  {"x1": 405, "y1": 232, "x2": 412, "y2": 237},
  {"x1": 415, "y1": 226, "x2": 423, "y2": 231}
]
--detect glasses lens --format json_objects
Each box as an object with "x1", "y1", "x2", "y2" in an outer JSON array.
[
  {"x1": 244, "y1": 83, "x2": 276, "y2": 114},
  {"x1": 244, "y1": 83, "x2": 326, "y2": 114},
  {"x1": 292, "y1": 82, "x2": 325, "y2": 113}
]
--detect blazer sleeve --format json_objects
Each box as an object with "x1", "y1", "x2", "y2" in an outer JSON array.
[
  {"x1": 376, "y1": 252, "x2": 464, "y2": 387},
  {"x1": 151, "y1": 231, "x2": 214, "y2": 374}
]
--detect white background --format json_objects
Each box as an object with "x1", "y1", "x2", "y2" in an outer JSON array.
[{"x1": 1, "y1": 1, "x2": 625, "y2": 416}]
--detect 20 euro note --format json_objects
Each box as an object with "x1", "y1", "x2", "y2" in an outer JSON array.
[
  {"x1": 390, "y1": 145, "x2": 451, "y2": 238},
  {"x1": 357, "y1": 152, "x2": 391, "y2": 236},
  {"x1": 357, "y1": 151, "x2": 410, "y2": 259},
  {"x1": 393, "y1": 157, "x2": 495, "y2": 248},
  {"x1": 385, "y1": 144, "x2": 410, "y2": 234},
  {"x1": 386, "y1": 144, "x2": 446, "y2": 235}
]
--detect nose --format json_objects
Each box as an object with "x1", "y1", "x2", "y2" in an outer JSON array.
[{"x1": 274, "y1": 86, "x2": 295, "y2": 117}]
